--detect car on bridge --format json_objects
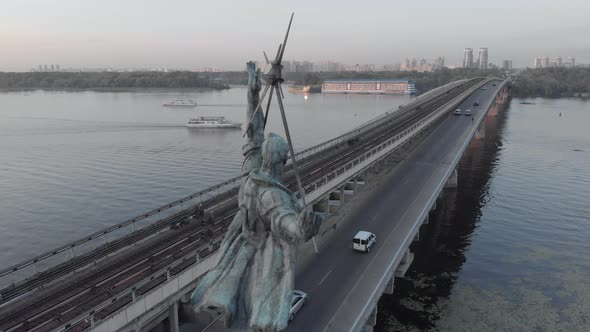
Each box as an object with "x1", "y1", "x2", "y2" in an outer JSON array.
[
  {"x1": 353, "y1": 231, "x2": 377, "y2": 252},
  {"x1": 465, "y1": 109, "x2": 472, "y2": 116},
  {"x1": 454, "y1": 108, "x2": 462, "y2": 116},
  {"x1": 473, "y1": 101, "x2": 480, "y2": 106},
  {"x1": 290, "y1": 290, "x2": 308, "y2": 321}
]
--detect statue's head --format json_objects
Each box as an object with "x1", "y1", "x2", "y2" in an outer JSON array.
[{"x1": 261, "y1": 132, "x2": 289, "y2": 178}]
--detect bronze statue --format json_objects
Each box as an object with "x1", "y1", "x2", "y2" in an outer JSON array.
[{"x1": 191, "y1": 62, "x2": 323, "y2": 331}]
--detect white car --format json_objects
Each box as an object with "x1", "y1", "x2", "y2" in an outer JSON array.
[
  {"x1": 454, "y1": 109, "x2": 462, "y2": 116},
  {"x1": 290, "y1": 290, "x2": 308, "y2": 321},
  {"x1": 465, "y1": 109, "x2": 472, "y2": 116},
  {"x1": 353, "y1": 231, "x2": 377, "y2": 252}
]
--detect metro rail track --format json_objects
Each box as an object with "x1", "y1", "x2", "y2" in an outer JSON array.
[{"x1": 0, "y1": 79, "x2": 482, "y2": 332}]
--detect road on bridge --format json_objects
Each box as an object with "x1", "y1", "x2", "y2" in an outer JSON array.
[{"x1": 287, "y1": 81, "x2": 502, "y2": 332}]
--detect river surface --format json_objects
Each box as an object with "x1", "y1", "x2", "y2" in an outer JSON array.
[
  {"x1": 1, "y1": 89, "x2": 589, "y2": 330},
  {"x1": 0, "y1": 87, "x2": 410, "y2": 268},
  {"x1": 376, "y1": 97, "x2": 590, "y2": 331}
]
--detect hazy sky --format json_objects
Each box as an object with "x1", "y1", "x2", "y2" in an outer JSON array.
[{"x1": 1, "y1": 0, "x2": 589, "y2": 71}]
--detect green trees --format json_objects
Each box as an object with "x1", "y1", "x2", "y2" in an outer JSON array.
[
  {"x1": 0, "y1": 71, "x2": 231, "y2": 90},
  {"x1": 513, "y1": 68, "x2": 590, "y2": 97}
]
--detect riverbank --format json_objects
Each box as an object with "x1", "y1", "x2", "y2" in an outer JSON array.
[{"x1": 0, "y1": 71, "x2": 231, "y2": 91}]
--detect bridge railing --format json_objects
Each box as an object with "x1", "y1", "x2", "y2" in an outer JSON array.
[
  {"x1": 349, "y1": 79, "x2": 506, "y2": 331},
  {"x1": 50, "y1": 237, "x2": 224, "y2": 332},
  {"x1": 0, "y1": 79, "x2": 472, "y2": 287}
]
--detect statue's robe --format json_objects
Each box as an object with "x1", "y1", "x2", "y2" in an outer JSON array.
[{"x1": 191, "y1": 169, "x2": 319, "y2": 331}]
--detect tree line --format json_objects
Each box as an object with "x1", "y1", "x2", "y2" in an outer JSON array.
[
  {"x1": 512, "y1": 67, "x2": 590, "y2": 98},
  {"x1": 0, "y1": 71, "x2": 230, "y2": 90}
]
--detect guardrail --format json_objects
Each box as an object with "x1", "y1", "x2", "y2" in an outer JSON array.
[
  {"x1": 349, "y1": 79, "x2": 506, "y2": 332},
  {"x1": 0, "y1": 79, "x2": 476, "y2": 287}
]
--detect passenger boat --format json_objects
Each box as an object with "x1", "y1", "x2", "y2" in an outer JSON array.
[
  {"x1": 186, "y1": 116, "x2": 242, "y2": 129},
  {"x1": 287, "y1": 85, "x2": 311, "y2": 93},
  {"x1": 163, "y1": 99, "x2": 197, "y2": 107}
]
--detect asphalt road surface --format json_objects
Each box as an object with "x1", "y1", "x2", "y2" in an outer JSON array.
[{"x1": 286, "y1": 81, "x2": 502, "y2": 332}]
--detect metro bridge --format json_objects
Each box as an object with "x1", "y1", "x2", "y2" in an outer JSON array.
[{"x1": 0, "y1": 78, "x2": 510, "y2": 332}]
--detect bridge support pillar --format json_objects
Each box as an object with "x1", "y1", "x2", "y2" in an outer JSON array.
[
  {"x1": 168, "y1": 302, "x2": 179, "y2": 332},
  {"x1": 445, "y1": 169, "x2": 458, "y2": 189},
  {"x1": 413, "y1": 230, "x2": 420, "y2": 242},
  {"x1": 476, "y1": 120, "x2": 486, "y2": 139},
  {"x1": 363, "y1": 306, "x2": 378, "y2": 332},
  {"x1": 384, "y1": 277, "x2": 395, "y2": 295},
  {"x1": 313, "y1": 198, "x2": 329, "y2": 213},
  {"x1": 423, "y1": 215, "x2": 429, "y2": 225},
  {"x1": 395, "y1": 250, "x2": 414, "y2": 278}
]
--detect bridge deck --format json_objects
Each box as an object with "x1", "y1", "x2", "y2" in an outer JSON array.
[{"x1": 286, "y1": 80, "x2": 503, "y2": 331}]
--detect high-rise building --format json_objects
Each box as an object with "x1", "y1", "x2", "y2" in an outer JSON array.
[
  {"x1": 502, "y1": 60, "x2": 512, "y2": 70},
  {"x1": 555, "y1": 57, "x2": 563, "y2": 67},
  {"x1": 410, "y1": 58, "x2": 417, "y2": 69},
  {"x1": 541, "y1": 56, "x2": 549, "y2": 68},
  {"x1": 56, "y1": 64, "x2": 60, "y2": 72},
  {"x1": 568, "y1": 56, "x2": 575, "y2": 67},
  {"x1": 478, "y1": 48, "x2": 488, "y2": 70},
  {"x1": 43, "y1": 64, "x2": 48, "y2": 72},
  {"x1": 433, "y1": 57, "x2": 445, "y2": 70},
  {"x1": 50, "y1": 65, "x2": 55, "y2": 72},
  {"x1": 38, "y1": 65, "x2": 42, "y2": 72},
  {"x1": 463, "y1": 48, "x2": 473, "y2": 68}
]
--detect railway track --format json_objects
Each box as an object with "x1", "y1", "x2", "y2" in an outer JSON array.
[{"x1": 0, "y1": 79, "x2": 482, "y2": 331}]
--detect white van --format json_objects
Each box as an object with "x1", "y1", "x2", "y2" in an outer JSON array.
[{"x1": 353, "y1": 231, "x2": 376, "y2": 252}]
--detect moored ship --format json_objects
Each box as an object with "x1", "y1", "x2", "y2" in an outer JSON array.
[
  {"x1": 186, "y1": 116, "x2": 242, "y2": 129},
  {"x1": 163, "y1": 99, "x2": 197, "y2": 107},
  {"x1": 322, "y1": 79, "x2": 416, "y2": 95},
  {"x1": 287, "y1": 85, "x2": 311, "y2": 93}
]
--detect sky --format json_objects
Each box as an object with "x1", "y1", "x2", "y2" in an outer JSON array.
[{"x1": 1, "y1": 0, "x2": 589, "y2": 71}]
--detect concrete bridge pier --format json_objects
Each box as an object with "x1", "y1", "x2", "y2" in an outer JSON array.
[
  {"x1": 383, "y1": 277, "x2": 395, "y2": 295},
  {"x1": 312, "y1": 197, "x2": 329, "y2": 213},
  {"x1": 394, "y1": 250, "x2": 414, "y2": 278},
  {"x1": 328, "y1": 190, "x2": 343, "y2": 212},
  {"x1": 168, "y1": 302, "x2": 179, "y2": 332},
  {"x1": 475, "y1": 120, "x2": 486, "y2": 139},
  {"x1": 445, "y1": 168, "x2": 458, "y2": 189},
  {"x1": 362, "y1": 307, "x2": 378, "y2": 332}
]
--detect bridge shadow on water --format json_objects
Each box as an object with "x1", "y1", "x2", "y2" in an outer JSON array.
[{"x1": 375, "y1": 99, "x2": 510, "y2": 331}]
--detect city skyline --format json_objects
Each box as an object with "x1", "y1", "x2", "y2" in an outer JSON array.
[{"x1": 1, "y1": 0, "x2": 589, "y2": 71}]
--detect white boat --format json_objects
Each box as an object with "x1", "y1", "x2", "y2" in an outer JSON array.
[
  {"x1": 163, "y1": 99, "x2": 197, "y2": 107},
  {"x1": 186, "y1": 116, "x2": 242, "y2": 129}
]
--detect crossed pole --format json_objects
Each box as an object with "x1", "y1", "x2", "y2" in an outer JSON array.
[{"x1": 243, "y1": 13, "x2": 318, "y2": 254}]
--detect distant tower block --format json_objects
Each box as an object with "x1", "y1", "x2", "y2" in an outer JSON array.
[
  {"x1": 478, "y1": 48, "x2": 488, "y2": 70},
  {"x1": 463, "y1": 48, "x2": 473, "y2": 68}
]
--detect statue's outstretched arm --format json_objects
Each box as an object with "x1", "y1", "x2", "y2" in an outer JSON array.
[{"x1": 242, "y1": 61, "x2": 265, "y2": 176}]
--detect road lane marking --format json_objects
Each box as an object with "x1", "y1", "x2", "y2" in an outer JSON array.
[
  {"x1": 318, "y1": 269, "x2": 333, "y2": 286},
  {"x1": 323, "y1": 80, "x2": 503, "y2": 332}
]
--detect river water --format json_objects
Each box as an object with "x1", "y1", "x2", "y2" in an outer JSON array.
[
  {"x1": 1, "y1": 89, "x2": 588, "y2": 330},
  {"x1": 0, "y1": 87, "x2": 409, "y2": 268}
]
